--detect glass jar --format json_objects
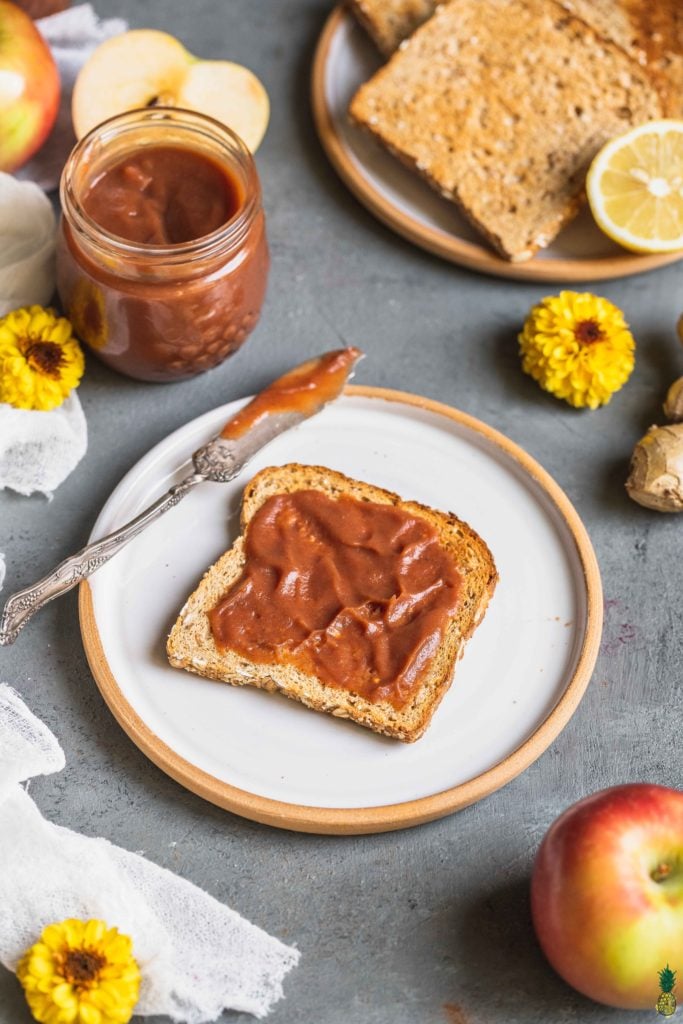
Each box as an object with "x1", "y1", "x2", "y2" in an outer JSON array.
[
  {"x1": 57, "y1": 108, "x2": 269, "y2": 382},
  {"x1": 14, "y1": 0, "x2": 69, "y2": 15}
]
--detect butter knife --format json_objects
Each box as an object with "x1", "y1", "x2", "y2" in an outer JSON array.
[{"x1": 0, "y1": 347, "x2": 363, "y2": 646}]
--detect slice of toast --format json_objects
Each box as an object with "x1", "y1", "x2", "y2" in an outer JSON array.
[
  {"x1": 349, "y1": 0, "x2": 662, "y2": 261},
  {"x1": 347, "y1": 0, "x2": 439, "y2": 55},
  {"x1": 347, "y1": 0, "x2": 681, "y2": 119},
  {"x1": 563, "y1": 0, "x2": 683, "y2": 118},
  {"x1": 167, "y1": 464, "x2": 498, "y2": 743}
]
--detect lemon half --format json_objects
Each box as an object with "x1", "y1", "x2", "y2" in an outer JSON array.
[{"x1": 587, "y1": 120, "x2": 683, "y2": 254}]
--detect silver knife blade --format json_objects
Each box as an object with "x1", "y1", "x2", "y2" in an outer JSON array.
[{"x1": 192, "y1": 346, "x2": 364, "y2": 482}]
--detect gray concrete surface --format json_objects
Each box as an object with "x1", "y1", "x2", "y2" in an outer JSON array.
[{"x1": 1, "y1": 1, "x2": 682, "y2": 1021}]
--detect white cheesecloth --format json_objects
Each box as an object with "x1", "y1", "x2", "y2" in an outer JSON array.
[
  {"x1": 0, "y1": 172, "x2": 56, "y2": 314},
  {"x1": 0, "y1": 685, "x2": 300, "y2": 1020},
  {"x1": 0, "y1": 392, "x2": 87, "y2": 496}
]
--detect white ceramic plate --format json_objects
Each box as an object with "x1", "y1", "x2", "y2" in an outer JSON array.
[
  {"x1": 311, "y1": 7, "x2": 683, "y2": 282},
  {"x1": 80, "y1": 387, "x2": 602, "y2": 834}
]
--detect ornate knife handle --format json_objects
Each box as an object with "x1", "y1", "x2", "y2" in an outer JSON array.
[{"x1": 0, "y1": 473, "x2": 203, "y2": 646}]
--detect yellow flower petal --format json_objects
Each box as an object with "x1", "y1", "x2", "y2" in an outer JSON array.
[
  {"x1": 62, "y1": 921, "x2": 86, "y2": 947},
  {"x1": 52, "y1": 983, "x2": 77, "y2": 1010},
  {"x1": 30, "y1": 955, "x2": 57, "y2": 978},
  {"x1": 46, "y1": 319, "x2": 73, "y2": 346},
  {"x1": 77, "y1": 1004, "x2": 101, "y2": 1024},
  {"x1": 41, "y1": 925, "x2": 69, "y2": 952},
  {"x1": 82, "y1": 921, "x2": 106, "y2": 947}
]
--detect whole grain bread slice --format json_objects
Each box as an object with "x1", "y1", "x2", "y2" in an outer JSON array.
[
  {"x1": 563, "y1": 0, "x2": 683, "y2": 118},
  {"x1": 167, "y1": 464, "x2": 498, "y2": 743},
  {"x1": 347, "y1": 0, "x2": 439, "y2": 55},
  {"x1": 349, "y1": 0, "x2": 662, "y2": 261},
  {"x1": 347, "y1": 0, "x2": 681, "y2": 119}
]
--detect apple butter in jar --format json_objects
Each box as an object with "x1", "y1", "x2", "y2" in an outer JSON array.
[
  {"x1": 13, "y1": 0, "x2": 70, "y2": 15},
  {"x1": 57, "y1": 108, "x2": 269, "y2": 382}
]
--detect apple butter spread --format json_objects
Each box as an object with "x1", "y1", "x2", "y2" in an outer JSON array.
[
  {"x1": 81, "y1": 145, "x2": 242, "y2": 246},
  {"x1": 208, "y1": 490, "x2": 463, "y2": 709},
  {"x1": 57, "y1": 108, "x2": 268, "y2": 382},
  {"x1": 222, "y1": 347, "x2": 363, "y2": 440}
]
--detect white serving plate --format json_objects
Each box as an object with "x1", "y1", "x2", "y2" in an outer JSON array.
[{"x1": 80, "y1": 387, "x2": 602, "y2": 834}]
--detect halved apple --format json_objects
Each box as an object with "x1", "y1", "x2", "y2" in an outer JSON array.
[{"x1": 72, "y1": 30, "x2": 269, "y2": 153}]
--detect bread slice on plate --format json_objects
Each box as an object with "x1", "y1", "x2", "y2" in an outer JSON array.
[
  {"x1": 349, "y1": 0, "x2": 662, "y2": 261},
  {"x1": 347, "y1": 0, "x2": 681, "y2": 119},
  {"x1": 347, "y1": 0, "x2": 440, "y2": 56},
  {"x1": 167, "y1": 464, "x2": 498, "y2": 743},
  {"x1": 563, "y1": 0, "x2": 683, "y2": 118}
]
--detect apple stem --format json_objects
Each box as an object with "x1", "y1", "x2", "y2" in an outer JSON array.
[
  {"x1": 145, "y1": 94, "x2": 175, "y2": 109},
  {"x1": 652, "y1": 862, "x2": 672, "y2": 883}
]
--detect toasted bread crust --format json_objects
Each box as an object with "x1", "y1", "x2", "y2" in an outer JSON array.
[
  {"x1": 347, "y1": 0, "x2": 439, "y2": 55},
  {"x1": 167, "y1": 465, "x2": 498, "y2": 742},
  {"x1": 349, "y1": 0, "x2": 662, "y2": 261}
]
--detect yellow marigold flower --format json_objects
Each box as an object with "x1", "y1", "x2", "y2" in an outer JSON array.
[
  {"x1": 17, "y1": 918, "x2": 140, "y2": 1024},
  {"x1": 0, "y1": 305, "x2": 85, "y2": 412},
  {"x1": 519, "y1": 291, "x2": 635, "y2": 409}
]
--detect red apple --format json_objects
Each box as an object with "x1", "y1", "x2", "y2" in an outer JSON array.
[
  {"x1": 0, "y1": 0, "x2": 60, "y2": 172},
  {"x1": 531, "y1": 783, "x2": 683, "y2": 1009}
]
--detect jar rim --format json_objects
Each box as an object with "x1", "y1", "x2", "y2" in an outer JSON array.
[{"x1": 60, "y1": 106, "x2": 262, "y2": 266}]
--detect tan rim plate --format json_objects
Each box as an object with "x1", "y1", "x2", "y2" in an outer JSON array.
[
  {"x1": 311, "y1": 6, "x2": 683, "y2": 282},
  {"x1": 80, "y1": 386, "x2": 603, "y2": 835}
]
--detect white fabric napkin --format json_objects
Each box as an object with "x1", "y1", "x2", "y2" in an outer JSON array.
[
  {"x1": 0, "y1": 174, "x2": 56, "y2": 314},
  {"x1": 0, "y1": 392, "x2": 87, "y2": 496},
  {"x1": 18, "y1": 4, "x2": 128, "y2": 192},
  {"x1": 0, "y1": 685, "x2": 300, "y2": 1020}
]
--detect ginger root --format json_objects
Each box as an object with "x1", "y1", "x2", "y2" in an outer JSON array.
[
  {"x1": 626, "y1": 423, "x2": 683, "y2": 512},
  {"x1": 664, "y1": 377, "x2": 683, "y2": 423}
]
